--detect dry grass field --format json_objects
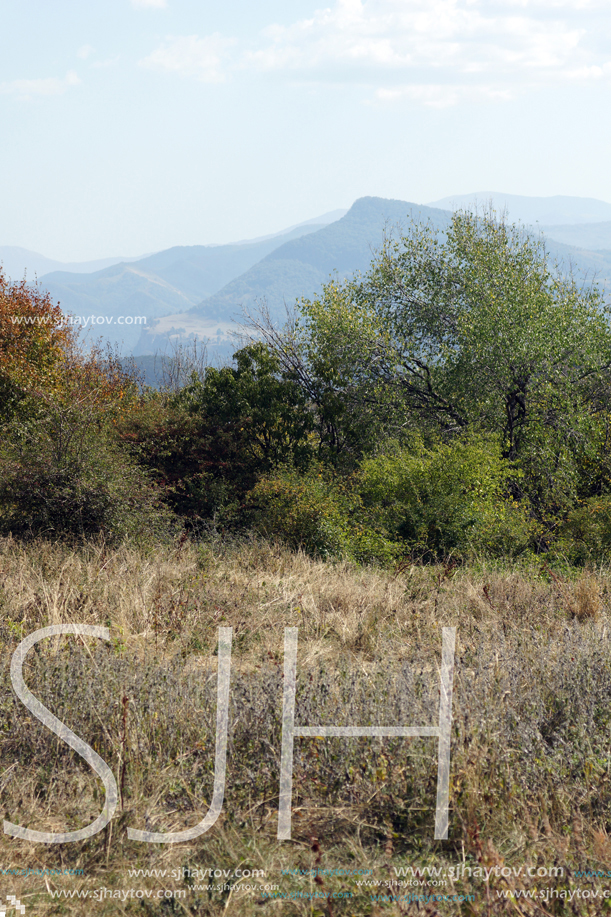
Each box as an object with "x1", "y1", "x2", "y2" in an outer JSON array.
[{"x1": 1, "y1": 535, "x2": 611, "y2": 915}]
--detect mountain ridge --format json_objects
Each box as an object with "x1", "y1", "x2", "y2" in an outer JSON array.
[
  {"x1": 6, "y1": 193, "x2": 611, "y2": 360},
  {"x1": 134, "y1": 195, "x2": 611, "y2": 358},
  {"x1": 0, "y1": 247, "x2": 152, "y2": 282},
  {"x1": 39, "y1": 222, "x2": 331, "y2": 352}
]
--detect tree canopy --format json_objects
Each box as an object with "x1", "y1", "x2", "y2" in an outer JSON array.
[
  {"x1": 251, "y1": 209, "x2": 611, "y2": 530},
  {"x1": 0, "y1": 268, "x2": 78, "y2": 419},
  {"x1": 5, "y1": 211, "x2": 611, "y2": 561}
]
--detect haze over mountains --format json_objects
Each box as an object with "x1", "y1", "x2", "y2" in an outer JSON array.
[
  {"x1": 0, "y1": 209, "x2": 349, "y2": 283},
  {"x1": 2, "y1": 193, "x2": 611, "y2": 366},
  {"x1": 0, "y1": 247, "x2": 150, "y2": 282},
  {"x1": 1, "y1": 211, "x2": 347, "y2": 355},
  {"x1": 429, "y1": 192, "x2": 611, "y2": 226},
  {"x1": 133, "y1": 194, "x2": 611, "y2": 361},
  {"x1": 39, "y1": 221, "x2": 336, "y2": 353}
]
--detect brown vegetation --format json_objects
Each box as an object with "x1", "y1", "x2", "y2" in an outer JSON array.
[{"x1": 1, "y1": 537, "x2": 611, "y2": 915}]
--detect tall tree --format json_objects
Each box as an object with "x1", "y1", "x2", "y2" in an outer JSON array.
[{"x1": 256, "y1": 210, "x2": 611, "y2": 520}]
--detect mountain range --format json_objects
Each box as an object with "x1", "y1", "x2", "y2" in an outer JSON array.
[
  {"x1": 0, "y1": 247, "x2": 150, "y2": 281},
  {"x1": 2, "y1": 194, "x2": 611, "y2": 364},
  {"x1": 132, "y1": 195, "x2": 611, "y2": 361}
]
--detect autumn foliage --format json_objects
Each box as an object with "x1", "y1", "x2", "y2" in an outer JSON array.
[
  {"x1": 0, "y1": 267, "x2": 158, "y2": 542},
  {"x1": 0, "y1": 265, "x2": 138, "y2": 417},
  {"x1": 0, "y1": 267, "x2": 76, "y2": 395}
]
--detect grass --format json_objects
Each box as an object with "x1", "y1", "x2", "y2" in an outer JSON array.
[{"x1": 1, "y1": 535, "x2": 611, "y2": 915}]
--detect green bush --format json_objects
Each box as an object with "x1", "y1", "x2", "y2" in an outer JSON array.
[
  {"x1": 346, "y1": 524, "x2": 403, "y2": 566},
  {"x1": 246, "y1": 467, "x2": 351, "y2": 558},
  {"x1": 0, "y1": 400, "x2": 174, "y2": 544},
  {"x1": 244, "y1": 437, "x2": 533, "y2": 564},
  {"x1": 120, "y1": 343, "x2": 317, "y2": 531},
  {"x1": 246, "y1": 466, "x2": 401, "y2": 563},
  {"x1": 552, "y1": 496, "x2": 611, "y2": 565},
  {"x1": 357, "y1": 435, "x2": 533, "y2": 560}
]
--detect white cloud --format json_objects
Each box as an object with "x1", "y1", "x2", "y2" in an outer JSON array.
[
  {"x1": 565, "y1": 59, "x2": 611, "y2": 79},
  {"x1": 376, "y1": 83, "x2": 514, "y2": 108},
  {"x1": 136, "y1": 1, "x2": 611, "y2": 106},
  {"x1": 246, "y1": 0, "x2": 584, "y2": 73},
  {"x1": 500, "y1": 0, "x2": 604, "y2": 8},
  {"x1": 140, "y1": 34, "x2": 234, "y2": 82},
  {"x1": 131, "y1": 0, "x2": 167, "y2": 8},
  {"x1": 0, "y1": 70, "x2": 81, "y2": 101},
  {"x1": 77, "y1": 44, "x2": 95, "y2": 60},
  {"x1": 240, "y1": 0, "x2": 610, "y2": 104}
]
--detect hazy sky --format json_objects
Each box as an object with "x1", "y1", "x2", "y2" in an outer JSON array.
[{"x1": 1, "y1": 0, "x2": 610, "y2": 260}]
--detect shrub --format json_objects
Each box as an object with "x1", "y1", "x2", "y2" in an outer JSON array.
[
  {"x1": 357, "y1": 435, "x2": 533, "y2": 560},
  {"x1": 553, "y1": 496, "x2": 611, "y2": 565},
  {"x1": 0, "y1": 391, "x2": 173, "y2": 544},
  {"x1": 119, "y1": 394, "x2": 258, "y2": 530},
  {"x1": 246, "y1": 466, "x2": 401, "y2": 563},
  {"x1": 246, "y1": 467, "x2": 351, "y2": 558}
]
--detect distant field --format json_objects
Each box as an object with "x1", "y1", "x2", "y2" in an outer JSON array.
[{"x1": 1, "y1": 537, "x2": 610, "y2": 915}]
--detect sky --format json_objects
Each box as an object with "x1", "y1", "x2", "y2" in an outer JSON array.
[{"x1": 1, "y1": 0, "x2": 610, "y2": 261}]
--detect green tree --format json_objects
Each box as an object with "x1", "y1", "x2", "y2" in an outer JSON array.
[
  {"x1": 274, "y1": 210, "x2": 611, "y2": 531},
  {"x1": 247, "y1": 300, "x2": 401, "y2": 466},
  {"x1": 121, "y1": 343, "x2": 316, "y2": 527},
  {"x1": 173, "y1": 342, "x2": 314, "y2": 471}
]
